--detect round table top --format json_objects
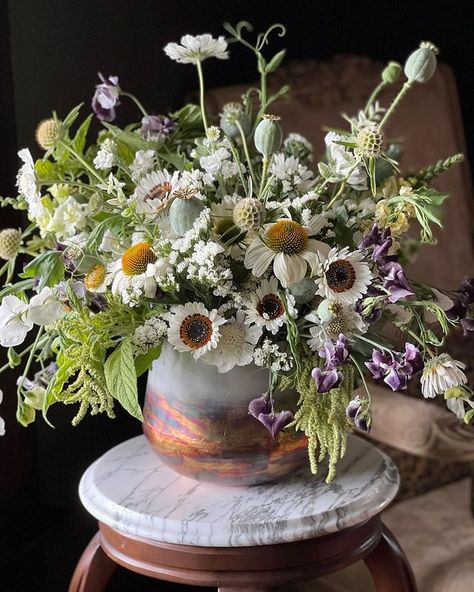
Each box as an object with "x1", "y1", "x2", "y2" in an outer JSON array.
[{"x1": 79, "y1": 434, "x2": 399, "y2": 547}]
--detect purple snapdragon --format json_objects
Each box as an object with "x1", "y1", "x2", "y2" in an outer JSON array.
[
  {"x1": 248, "y1": 397, "x2": 294, "y2": 439},
  {"x1": 311, "y1": 334, "x2": 349, "y2": 393},
  {"x1": 365, "y1": 343, "x2": 423, "y2": 391},
  {"x1": 140, "y1": 115, "x2": 176, "y2": 141},
  {"x1": 92, "y1": 73, "x2": 120, "y2": 122}
]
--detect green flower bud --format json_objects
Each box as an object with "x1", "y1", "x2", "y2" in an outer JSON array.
[
  {"x1": 404, "y1": 41, "x2": 439, "y2": 83},
  {"x1": 169, "y1": 196, "x2": 205, "y2": 236},
  {"x1": 254, "y1": 114, "x2": 282, "y2": 157},
  {"x1": 220, "y1": 103, "x2": 251, "y2": 139},
  {"x1": 382, "y1": 61, "x2": 402, "y2": 84},
  {"x1": 444, "y1": 386, "x2": 467, "y2": 400},
  {"x1": 16, "y1": 402, "x2": 36, "y2": 427},
  {"x1": 0, "y1": 228, "x2": 22, "y2": 260}
]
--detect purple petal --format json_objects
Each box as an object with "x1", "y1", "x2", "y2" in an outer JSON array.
[
  {"x1": 312, "y1": 367, "x2": 343, "y2": 393},
  {"x1": 346, "y1": 397, "x2": 362, "y2": 419},
  {"x1": 248, "y1": 396, "x2": 272, "y2": 419},
  {"x1": 404, "y1": 343, "x2": 423, "y2": 374},
  {"x1": 257, "y1": 410, "x2": 294, "y2": 439}
]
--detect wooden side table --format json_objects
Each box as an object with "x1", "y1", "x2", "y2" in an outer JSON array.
[{"x1": 70, "y1": 434, "x2": 416, "y2": 591}]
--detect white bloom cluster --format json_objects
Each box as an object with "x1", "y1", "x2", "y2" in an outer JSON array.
[
  {"x1": 178, "y1": 240, "x2": 233, "y2": 296},
  {"x1": 269, "y1": 153, "x2": 314, "y2": 195},
  {"x1": 16, "y1": 149, "x2": 43, "y2": 219},
  {"x1": 253, "y1": 338, "x2": 293, "y2": 372},
  {"x1": 129, "y1": 149, "x2": 155, "y2": 181},
  {"x1": 169, "y1": 208, "x2": 212, "y2": 258},
  {"x1": 132, "y1": 316, "x2": 168, "y2": 354},
  {"x1": 93, "y1": 139, "x2": 116, "y2": 170},
  {"x1": 199, "y1": 146, "x2": 244, "y2": 181}
]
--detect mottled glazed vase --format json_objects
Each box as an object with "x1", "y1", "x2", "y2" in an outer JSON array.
[{"x1": 143, "y1": 345, "x2": 308, "y2": 486}]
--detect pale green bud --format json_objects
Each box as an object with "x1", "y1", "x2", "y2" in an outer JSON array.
[
  {"x1": 220, "y1": 103, "x2": 251, "y2": 139},
  {"x1": 289, "y1": 278, "x2": 317, "y2": 305},
  {"x1": 382, "y1": 61, "x2": 402, "y2": 84},
  {"x1": 254, "y1": 114, "x2": 282, "y2": 156},
  {"x1": 169, "y1": 196, "x2": 205, "y2": 236},
  {"x1": 444, "y1": 386, "x2": 467, "y2": 400},
  {"x1": 404, "y1": 42, "x2": 439, "y2": 83}
]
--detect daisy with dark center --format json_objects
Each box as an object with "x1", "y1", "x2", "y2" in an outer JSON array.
[
  {"x1": 166, "y1": 302, "x2": 225, "y2": 359},
  {"x1": 110, "y1": 242, "x2": 158, "y2": 304},
  {"x1": 133, "y1": 169, "x2": 183, "y2": 216},
  {"x1": 318, "y1": 247, "x2": 372, "y2": 304},
  {"x1": 246, "y1": 277, "x2": 296, "y2": 334},
  {"x1": 244, "y1": 216, "x2": 330, "y2": 288}
]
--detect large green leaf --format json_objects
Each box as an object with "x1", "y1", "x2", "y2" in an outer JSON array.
[
  {"x1": 20, "y1": 251, "x2": 65, "y2": 289},
  {"x1": 104, "y1": 338, "x2": 143, "y2": 421},
  {"x1": 134, "y1": 345, "x2": 162, "y2": 378}
]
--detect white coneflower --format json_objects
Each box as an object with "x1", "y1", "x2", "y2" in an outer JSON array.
[
  {"x1": 109, "y1": 242, "x2": 158, "y2": 304},
  {"x1": 204, "y1": 310, "x2": 262, "y2": 373},
  {"x1": 306, "y1": 299, "x2": 366, "y2": 351},
  {"x1": 244, "y1": 217, "x2": 330, "y2": 288},
  {"x1": 317, "y1": 246, "x2": 372, "y2": 304},
  {"x1": 164, "y1": 34, "x2": 229, "y2": 64},
  {"x1": 166, "y1": 302, "x2": 225, "y2": 359},
  {"x1": 245, "y1": 277, "x2": 296, "y2": 335},
  {"x1": 421, "y1": 354, "x2": 467, "y2": 398}
]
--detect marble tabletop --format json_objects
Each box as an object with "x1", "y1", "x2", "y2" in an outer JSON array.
[{"x1": 79, "y1": 434, "x2": 399, "y2": 547}]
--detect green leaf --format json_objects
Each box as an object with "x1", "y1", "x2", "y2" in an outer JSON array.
[
  {"x1": 0, "y1": 278, "x2": 36, "y2": 300},
  {"x1": 72, "y1": 114, "x2": 93, "y2": 155},
  {"x1": 464, "y1": 409, "x2": 474, "y2": 424},
  {"x1": 62, "y1": 103, "x2": 83, "y2": 129},
  {"x1": 20, "y1": 251, "x2": 65, "y2": 289},
  {"x1": 171, "y1": 103, "x2": 203, "y2": 130},
  {"x1": 134, "y1": 345, "x2": 162, "y2": 377},
  {"x1": 34, "y1": 159, "x2": 58, "y2": 183},
  {"x1": 266, "y1": 49, "x2": 286, "y2": 73},
  {"x1": 104, "y1": 338, "x2": 143, "y2": 421}
]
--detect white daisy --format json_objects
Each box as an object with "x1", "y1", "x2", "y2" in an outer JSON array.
[
  {"x1": 306, "y1": 300, "x2": 367, "y2": 351},
  {"x1": 132, "y1": 169, "x2": 182, "y2": 216},
  {"x1": 317, "y1": 247, "x2": 372, "y2": 304},
  {"x1": 421, "y1": 354, "x2": 467, "y2": 398},
  {"x1": 166, "y1": 302, "x2": 225, "y2": 359},
  {"x1": 16, "y1": 149, "x2": 43, "y2": 219},
  {"x1": 244, "y1": 217, "x2": 330, "y2": 288},
  {"x1": 109, "y1": 242, "x2": 158, "y2": 305},
  {"x1": 245, "y1": 277, "x2": 297, "y2": 335},
  {"x1": 164, "y1": 34, "x2": 229, "y2": 65},
  {"x1": 204, "y1": 310, "x2": 262, "y2": 373}
]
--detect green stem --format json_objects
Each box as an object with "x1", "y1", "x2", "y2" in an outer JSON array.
[
  {"x1": 363, "y1": 81, "x2": 387, "y2": 115},
  {"x1": 120, "y1": 91, "x2": 148, "y2": 118},
  {"x1": 258, "y1": 155, "x2": 269, "y2": 199},
  {"x1": 379, "y1": 81, "x2": 412, "y2": 130},
  {"x1": 59, "y1": 141, "x2": 104, "y2": 183},
  {"x1": 349, "y1": 354, "x2": 372, "y2": 403},
  {"x1": 195, "y1": 60, "x2": 208, "y2": 133},
  {"x1": 355, "y1": 334, "x2": 394, "y2": 354},
  {"x1": 226, "y1": 141, "x2": 248, "y2": 194},
  {"x1": 325, "y1": 163, "x2": 359, "y2": 210},
  {"x1": 236, "y1": 120, "x2": 256, "y2": 188},
  {"x1": 17, "y1": 326, "x2": 45, "y2": 392}
]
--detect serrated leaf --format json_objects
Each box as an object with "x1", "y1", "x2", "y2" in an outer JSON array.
[
  {"x1": 134, "y1": 345, "x2": 162, "y2": 377},
  {"x1": 104, "y1": 338, "x2": 143, "y2": 421}
]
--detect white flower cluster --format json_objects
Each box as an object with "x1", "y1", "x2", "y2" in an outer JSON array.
[
  {"x1": 199, "y1": 146, "x2": 244, "y2": 181},
  {"x1": 129, "y1": 149, "x2": 155, "y2": 181},
  {"x1": 132, "y1": 316, "x2": 168, "y2": 354},
  {"x1": 93, "y1": 139, "x2": 116, "y2": 170},
  {"x1": 269, "y1": 153, "x2": 314, "y2": 195},
  {"x1": 253, "y1": 338, "x2": 293, "y2": 372}
]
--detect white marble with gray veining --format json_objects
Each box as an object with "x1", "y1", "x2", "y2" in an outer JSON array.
[{"x1": 79, "y1": 434, "x2": 399, "y2": 547}]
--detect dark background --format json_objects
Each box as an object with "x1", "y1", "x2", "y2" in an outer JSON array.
[{"x1": 1, "y1": 1, "x2": 473, "y2": 590}]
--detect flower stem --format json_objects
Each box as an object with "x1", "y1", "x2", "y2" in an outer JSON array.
[
  {"x1": 17, "y1": 326, "x2": 44, "y2": 392},
  {"x1": 259, "y1": 155, "x2": 269, "y2": 199},
  {"x1": 59, "y1": 141, "x2": 104, "y2": 183},
  {"x1": 363, "y1": 81, "x2": 386, "y2": 115},
  {"x1": 120, "y1": 91, "x2": 148, "y2": 118},
  {"x1": 196, "y1": 60, "x2": 208, "y2": 133},
  {"x1": 349, "y1": 354, "x2": 372, "y2": 403},
  {"x1": 236, "y1": 120, "x2": 256, "y2": 188},
  {"x1": 379, "y1": 81, "x2": 412, "y2": 130}
]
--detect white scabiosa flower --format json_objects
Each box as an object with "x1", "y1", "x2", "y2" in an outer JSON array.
[
  {"x1": 28, "y1": 287, "x2": 64, "y2": 325},
  {"x1": 166, "y1": 302, "x2": 225, "y2": 359},
  {"x1": 0, "y1": 295, "x2": 33, "y2": 347},
  {"x1": 245, "y1": 276, "x2": 296, "y2": 335},
  {"x1": 164, "y1": 34, "x2": 229, "y2": 64},
  {"x1": 244, "y1": 217, "x2": 330, "y2": 288},
  {"x1": 317, "y1": 247, "x2": 372, "y2": 304},
  {"x1": 420, "y1": 354, "x2": 468, "y2": 398},
  {"x1": 204, "y1": 310, "x2": 262, "y2": 373},
  {"x1": 132, "y1": 169, "x2": 182, "y2": 216},
  {"x1": 110, "y1": 242, "x2": 158, "y2": 305},
  {"x1": 324, "y1": 132, "x2": 367, "y2": 190},
  {"x1": 16, "y1": 149, "x2": 43, "y2": 219}
]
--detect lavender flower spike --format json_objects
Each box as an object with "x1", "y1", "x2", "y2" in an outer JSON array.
[
  {"x1": 92, "y1": 73, "x2": 120, "y2": 122},
  {"x1": 248, "y1": 396, "x2": 294, "y2": 439}
]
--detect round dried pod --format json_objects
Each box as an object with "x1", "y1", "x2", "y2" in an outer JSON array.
[
  {"x1": 0, "y1": 228, "x2": 22, "y2": 260},
  {"x1": 169, "y1": 196, "x2": 205, "y2": 236},
  {"x1": 404, "y1": 41, "x2": 438, "y2": 83},
  {"x1": 355, "y1": 125, "x2": 384, "y2": 159},
  {"x1": 232, "y1": 197, "x2": 264, "y2": 231},
  {"x1": 254, "y1": 114, "x2": 282, "y2": 156},
  {"x1": 35, "y1": 118, "x2": 60, "y2": 150}
]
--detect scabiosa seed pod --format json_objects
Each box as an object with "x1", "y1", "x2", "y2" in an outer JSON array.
[
  {"x1": 254, "y1": 114, "x2": 282, "y2": 157},
  {"x1": 220, "y1": 102, "x2": 251, "y2": 139},
  {"x1": 355, "y1": 125, "x2": 384, "y2": 159},
  {"x1": 232, "y1": 197, "x2": 264, "y2": 232},
  {"x1": 289, "y1": 277, "x2": 317, "y2": 305},
  {"x1": 169, "y1": 196, "x2": 205, "y2": 236},
  {"x1": 404, "y1": 41, "x2": 439, "y2": 84},
  {"x1": 35, "y1": 118, "x2": 61, "y2": 150},
  {"x1": 382, "y1": 61, "x2": 402, "y2": 84},
  {"x1": 0, "y1": 228, "x2": 22, "y2": 260},
  {"x1": 317, "y1": 299, "x2": 344, "y2": 323}
]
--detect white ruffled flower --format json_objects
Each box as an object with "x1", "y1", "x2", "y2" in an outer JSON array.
[
  {"x1": 317, "y1": 247, "x2": 372, "y2": 304},
  {"x1": 93, "y1": 139, "x2": 116, "y2": 170},
  {"x1": 43, "y1": 196, "x2": 88, "y2": 239},
  {"x1": 244, "y1": 217, "x2": 330, "y2": 288},
  {"x1": 269, "y1": 153, "x2": 314, "y2": 194},
  {"x1": 28, "y1": 287, "x2": 64, "y2": 325},
  {"x1": 132, "y1": 169, "x2": 182, "y2": 216},
  {"x1": 129, "y1": 149, "x2": 156, "y2": 181},
  {"x1": 16, "y1": 149, "x2": 43, "y2": 219},
  {"x1": 164, "y1": 34, "x2": 229, "y2": 64},
  {"x1": 204, "y1": 310, "x2": 262, "y2": 373},
  {"x1": 245, "y1": 277, "x2": 296, "y2": 335},
  {"x1": 421, "y1": 354, "x2": 467, "y2": 399},
  {"x1": 166, "y1": 302, "x2": 225, "y2": 359},
  {"x1": 0, "y1": 295, "x2": 33, "y2": 347},
  {"x1": 200, "y1": 147, "x2": 242, "y2": 180},
  {"x1": 324, "y1": 132, "x2": 367, "y2": 190}
]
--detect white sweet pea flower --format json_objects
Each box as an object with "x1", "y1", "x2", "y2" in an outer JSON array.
[
  {"x1": 324, "y1": 132, "x2": 367, "y2": 190},
  {"x1": 164, "y1": 34, "x2": 228, "y2": 65},
  {"x1": 0, "y1": 295, "x2": 33, "y2": 346},
  {"x1": 16, "y1": 149, "x2": 44, "y2": 219},
  {"x1": 28, "y1": 287, "x2": 64, "y2": 326}
]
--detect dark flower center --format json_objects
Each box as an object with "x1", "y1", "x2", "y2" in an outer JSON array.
[
  {"x1": 145, "y1": 182, "x2": 172, "y2": 202},
  {"x1": 180, "y1": 314, "x2": 213, "y2": 349},
  {"x1": 326, "y1": 260, "x2": 356, "y2": 293},
  {"x1": 257, "y1": 294, "x2": 284, "y2": 320}
]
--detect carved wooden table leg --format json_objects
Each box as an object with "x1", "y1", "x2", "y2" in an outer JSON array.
[
  {"x1": 365, "y1": 524, "x2": 417, "y2": 591},
  {"x1": 68, "y1": 532, "x2": 116, "y2": 592}
]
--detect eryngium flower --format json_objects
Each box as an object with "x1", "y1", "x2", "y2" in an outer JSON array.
[
  {"x1": 421, "y1": 354, "x2": 467, "y2": 398},
  {"x1": 164, "y1": 34, "x2": 228, "y2": 64},
  {"x1": 92, "y1": 73, "x2": 120, "y2": 122}
]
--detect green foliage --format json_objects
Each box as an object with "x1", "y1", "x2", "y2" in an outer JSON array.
[
  {"x1": 407, "y1": 153, "x2": 464, "y2": 187},
  {"x1": 134, "y1": 345, "x2": 162, "y2": 377},
  {"x1": 72, "y1": 114, "x2": 93, "y2": 155},
  {"x1": 20, "y1": 251, "x2": 65, "y2": 289}
]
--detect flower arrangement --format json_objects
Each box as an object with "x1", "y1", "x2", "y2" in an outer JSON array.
[{"x1": 1, "y1": 21, "x2": 473, "y2": 480}]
